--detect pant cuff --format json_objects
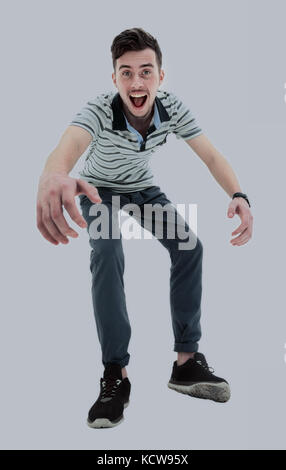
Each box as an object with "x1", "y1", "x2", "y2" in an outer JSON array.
[
  {"x1": 102, "y1": 356, "x2": 130, "y2": 369},
  {"x1": 174, "y1": 342, "x2": 199, "y2": 353}
]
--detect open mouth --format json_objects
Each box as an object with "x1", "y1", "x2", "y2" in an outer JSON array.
[{"x1": 129, "y1": 94, "x2": 147, "y2": 109}]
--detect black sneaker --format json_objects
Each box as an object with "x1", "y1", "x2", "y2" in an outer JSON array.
[
  {"x1": 87, "y1": 362, "x2": 131, "y2": 428},
  {"x1": 168, "y1": 352, "x2": 231, "y2": 403}
]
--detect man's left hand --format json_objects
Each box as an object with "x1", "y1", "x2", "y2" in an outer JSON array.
[{"x1": 227, "y1": 198, "x2": 253, "y2": 246}]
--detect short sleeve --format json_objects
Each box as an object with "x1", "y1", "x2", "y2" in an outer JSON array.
[
  {"x1": 68, "y1": 97, "x2": 104, "y2": 140},
  {"x1": 171, "y1": 92, "x2": 203, "y2": 141}
]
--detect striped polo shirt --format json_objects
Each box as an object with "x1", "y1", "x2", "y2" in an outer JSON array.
[
  {"x1": 123, "y1": 99, "x2": 161, "y2": 145},
  {"x1": 69, "y1": 89, "x2": 203, "y2": 192}
]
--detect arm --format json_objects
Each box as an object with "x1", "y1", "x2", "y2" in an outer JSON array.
[
  {"x1": 37, "y1": 126, "x2": 102, "y2": 246},
  {"x1": 185, "y1": 134, "x2": 242, "y2": 196},
  {"x1": 185, "y1": 134, "x2": 253, "y2": 246},
  {"x1": 41, "y1": 125, "x2": 93, "y2": 175}
]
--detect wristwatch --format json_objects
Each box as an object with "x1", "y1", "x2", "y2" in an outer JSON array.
[{"x1": 232, "y1": 192, "x2": 251, "y2": 208}]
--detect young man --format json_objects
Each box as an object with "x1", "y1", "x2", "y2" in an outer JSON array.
[{"x1": 37, "y1": 28, "x2": 253, "y2": 429}]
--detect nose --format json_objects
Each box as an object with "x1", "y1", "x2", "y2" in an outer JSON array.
[{"x1": 130, "y1": 74, "x2": 145, "y2": 90}]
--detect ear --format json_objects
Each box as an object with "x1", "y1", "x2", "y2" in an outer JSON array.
[
  {"x1": 112, "y1": 72, "x2": 117, "y2": 87},
  {"x1": 159, "y1": 69, "x2": 165, "y2": 85}
]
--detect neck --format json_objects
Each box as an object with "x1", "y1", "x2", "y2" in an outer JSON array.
[{"x1": 122, "y1": 101, "x2": 154, "y2": 131}]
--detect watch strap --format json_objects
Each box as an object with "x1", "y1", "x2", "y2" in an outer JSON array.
[{"x1": 232, "y1": 192, "x2": 251, "y2": 208}]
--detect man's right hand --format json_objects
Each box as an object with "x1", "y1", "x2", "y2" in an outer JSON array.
[{"x1": 36, "y1": 173, "x2": 102, "y2": 245}]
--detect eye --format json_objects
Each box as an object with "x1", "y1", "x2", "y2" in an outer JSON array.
[
  {"x1": 122, "y1": 71, "x2": 130, "y2": 76},
  {"x1": 143, "y1": 70, "x2": 151, "y2": 75}
]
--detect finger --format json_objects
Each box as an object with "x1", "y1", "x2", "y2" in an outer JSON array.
[
  {"x1": 231, "y1": 234, "x2": 248, "y2": 243},
  {"x1": 231, "y1": 226, "x2": 248, "y2": 240},
  {"x1": 37, "y1": 204, "x2": 59, "y2": 245},
  {"x1": 61, "y1": 192, "x2": 88, "y2": 228},
  {"x1": 232, "y1": 236, "x2": 250, "y2": 246},
  {"x1": 228, "y1": 207, "x2": 236, "y2": 217},
  {"x1": 42, "y1": 201, "x2": 70, "y2": 244},
  {"x1": 49, "y1": 193, "x2": 79, "y2": 238},
  {"x1": 231, "y1": 228, "x2": 250, "y2": 244},
  {"x1": 77, "y1": 180, "x2": 102, "y2": 203},
  {"x1": 232, "y1": 222, "x2": 249, "y2": 235}
]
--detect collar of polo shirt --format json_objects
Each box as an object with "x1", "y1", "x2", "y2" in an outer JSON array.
[{"x1": 111, "y1": 92, "x2": 171, "y2": 131}]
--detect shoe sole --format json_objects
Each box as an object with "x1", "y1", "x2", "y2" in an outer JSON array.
[
  {"x1": 87, "y1": 400, "x2": 130, "y2": 428},
  {"x1": 167, "y1": 381, "x2": 231, "y2": 403}
]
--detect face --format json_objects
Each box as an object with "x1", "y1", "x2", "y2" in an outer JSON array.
[{"x1": 112, "y1": 48, "x2": 164, "y2": 125}]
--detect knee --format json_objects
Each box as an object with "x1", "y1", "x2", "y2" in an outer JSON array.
[
  {"x1": 178, "y1": 234, "x2": 203, "y2": 255},
  {"x1": 194, "y1": 236, "x2": 203, "y2": 254},
  {"x1": 190, "y1": 236, "x2": 203, "y2": 259},
  {"x1": 169, "y1": 235, "x2": 203, "y2": 264},
  {"x1": 90, "y1": 238, "x2": 124, "y2": 260}
]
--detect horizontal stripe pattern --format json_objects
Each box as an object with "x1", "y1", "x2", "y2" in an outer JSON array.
[{"x1": 68, "y1": 89, "x2": 203, "y2": 192}]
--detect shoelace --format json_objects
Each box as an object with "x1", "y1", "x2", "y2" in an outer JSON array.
[
  {"x1": 195, "y1": 357, "x2": 215, "y2": 373},
  {"x1": 100, "y1": 377, "x2": 122, "y2": 399}
]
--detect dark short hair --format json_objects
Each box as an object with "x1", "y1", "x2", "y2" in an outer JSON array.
[{"x1": 111, "y1": 27, "x2": 162, "y2": 72}]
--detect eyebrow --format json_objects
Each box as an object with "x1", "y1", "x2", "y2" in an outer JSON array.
[{"x1": 118, "y1": 63, "x2": 154, "y2": 71}]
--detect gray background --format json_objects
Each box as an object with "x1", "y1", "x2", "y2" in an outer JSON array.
[{"x1": 0, "y1": 0, "x2": 285, "y2": 450}]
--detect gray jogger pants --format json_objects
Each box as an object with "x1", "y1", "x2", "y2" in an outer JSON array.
[{"x1": 79, "y1": 185, "x2": 203, "y2": 369}]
